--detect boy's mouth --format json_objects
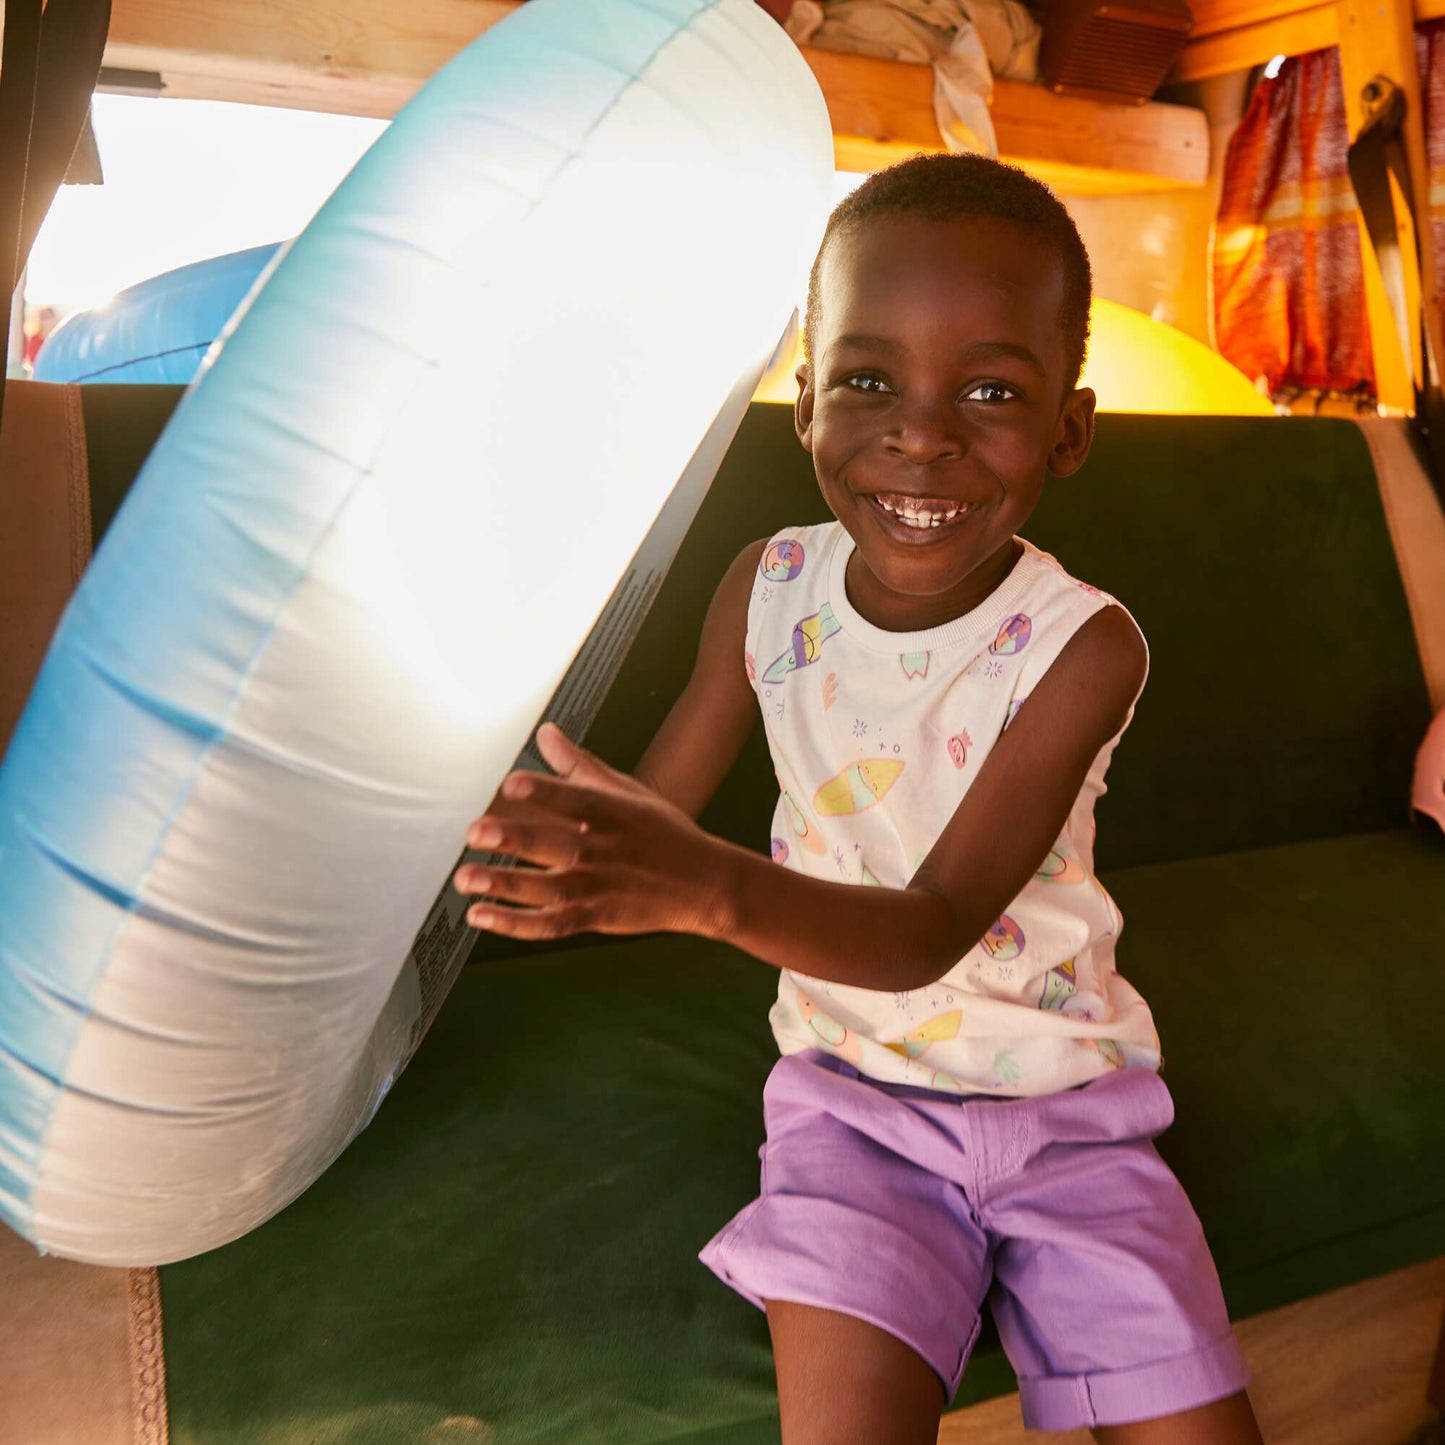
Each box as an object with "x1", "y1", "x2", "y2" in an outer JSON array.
[{"x1": 869, "y1": 492, "x2": 971, "y2": 531}]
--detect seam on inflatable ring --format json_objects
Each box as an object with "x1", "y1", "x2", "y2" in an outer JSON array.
[
  {"x1": 128, "y1": 1267, "x2": 169, "y2": 1445},
  {"x1": 73, "y1": 343, "x2": 213, "y2": 386}
]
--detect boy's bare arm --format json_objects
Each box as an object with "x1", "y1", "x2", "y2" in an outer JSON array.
[
  {"x1": 457, "y1": 606, "x2": 1145, "y2": 992},
  {"x1": 712, "y1": 604, "x2": 1147, "y2": 988},
  {"x1": 629, "y1": 539, "x2": 766, "y2": 819}
]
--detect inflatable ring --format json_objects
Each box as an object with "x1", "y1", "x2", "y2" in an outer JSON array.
[
  {"x1": 0, "y1": 0, "x2": 831, "y2": 1265},
  {"x1": 34, "y1": 243, "x2": 282, "y2": 384}
]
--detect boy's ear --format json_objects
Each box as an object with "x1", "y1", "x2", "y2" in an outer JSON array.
[
  {"x1": 794, "y1": 364, "x2": 816, "y2": 452},
  {"x1": 1047, "y1": 387, "x2": 1096, "y2": 479}
]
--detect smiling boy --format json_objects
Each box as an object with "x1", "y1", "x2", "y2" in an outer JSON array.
[{"x1": 457, "y1": 154, "x2": 1263, "y2": 1443}]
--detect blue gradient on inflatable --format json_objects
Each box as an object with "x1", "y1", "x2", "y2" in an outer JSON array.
[
  {"x1": 0, "y1": 0, "x2": 717, "y2": 1233},
  {"x1": 34, "y1": 244, "x2": 284, "y2": 384}
]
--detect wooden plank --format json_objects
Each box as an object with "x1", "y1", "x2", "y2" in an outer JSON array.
[
  {"x1": 1178, "y1": 0, "x2": 1445, "y2": 81},
  {"x1": 1188, "y1": 0, "x2": 1342, "y2": 39},
  {"x1": 103, "y1": 0, "x2": 520, "y2": 117},
  {"x1": 100, "y1": 0, "x2": 1209, "y2": 193},
  {"x1": 1173, "y1": 4, "x2": 1339, "y2": 81},
  {"x1": 937, "y1": 1256, "x2": 1445, "y2": 1444},
  {"x1": 801, "y1": 48, "x2": 1208, "y2": 191},
  {"x1": 1335, "y1": 0, "x2": 1443, "y2": 414}
]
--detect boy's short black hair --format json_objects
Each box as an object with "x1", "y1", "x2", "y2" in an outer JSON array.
[{"x1": 803, "y1": 153, "x2": 1094, "y2": 393}]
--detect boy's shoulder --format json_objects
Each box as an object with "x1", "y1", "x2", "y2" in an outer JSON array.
[
  {"x1": 1016, "y1": 538, "x2": 1116, "y2": 607},
  {"x1": 751, "y1": 519, "x2": 844, "y2": 589},
  {"x1": 1016, "y1": 540, "x2": 1150, "y2": 676}
]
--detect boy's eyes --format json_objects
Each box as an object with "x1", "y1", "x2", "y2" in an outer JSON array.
[
  {"x1": 843, "y1": 373, "x2": 892, "y2": 395},
  {"x1": 838, "y1": 374, "x2": 1019, "y2": 404},
  {"x1": 962, "y1": 381, "x2": 1018, "y2": 404}
]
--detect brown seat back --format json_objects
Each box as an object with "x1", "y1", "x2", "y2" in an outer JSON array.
[{"x1": 0, "y1": 379, "x2": 90, "y2": 759}]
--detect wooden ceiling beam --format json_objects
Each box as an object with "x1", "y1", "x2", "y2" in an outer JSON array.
[
  {"x1": 101, "y1": 0, "x2": 1208, "y2": 194},
  {"x1": 1175, "y1": 0, "x2": 1445, "y2": 81},
  {"x1": 103, "y1": 0, "x2": 521, "y2": 118}
]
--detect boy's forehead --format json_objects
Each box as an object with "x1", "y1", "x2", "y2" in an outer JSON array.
[
  {"x1": 821, "y1": 214, "x2": 1064, "y2": 316},
  {"x1": 815, "y1": 213, "x2": 1070, "y2": 372}
]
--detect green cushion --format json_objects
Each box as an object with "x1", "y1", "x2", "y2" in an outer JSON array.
[
  {"x1": 1026, "y1": 418, "x2": 1432, "y2": 868},
  {"x1": 159, "y1": 826, "x2": 1445, "y2": 1443},
  {"x1": 586, "y1": 407, "x2": 1432, "y2": 872},
  {"x1": 1109, "y1": 824, "x2": 1445, "y2": 1317},
  {"x1": 79, "y1": 383, "x2": 187, "y2": 552}
]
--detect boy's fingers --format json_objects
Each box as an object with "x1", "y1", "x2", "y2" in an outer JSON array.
[
  {"x1": 457, "y1": 816, "x2": 588, "y2": 873},
  {"x1": 534, "y1": 721, "x2": 578, "y2": 773},
  {"x1": 497, "y1": 770, "x2": 618, "y2": 822},
  {"x1": 535, "y1": 723, "x2": 635, "y2": 795},
  {"x1": 474, "y1": 777, "x2": 594, "y2": 839},
  {"x1": 457, "y1": 862, "x2": 580, "y2": 910},
  {"x1": 467, "y1": 900, "x2": 590, "y2": 941}
]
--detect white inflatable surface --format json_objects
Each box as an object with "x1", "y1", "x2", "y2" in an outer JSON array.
[{"x1": 0, "y1": 0, "x2": 832, "y2": 1265}]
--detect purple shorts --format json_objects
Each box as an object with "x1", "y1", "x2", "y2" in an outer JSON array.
[{"x1": 699, "y1": 1051, "x2": 1249, "y2": 1432}]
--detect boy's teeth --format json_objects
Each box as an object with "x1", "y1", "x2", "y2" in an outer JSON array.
[{"x1": 874, "y1": 494, "x2": 963, "y2": 528}]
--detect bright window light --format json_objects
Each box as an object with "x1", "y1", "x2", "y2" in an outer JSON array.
[{"x1": 27, "y1": 95, "x2": 387, "y2": 315}]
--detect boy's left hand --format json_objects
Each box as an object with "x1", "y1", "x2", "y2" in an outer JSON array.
[{"x1": 454, "y1": 722, "x2": 731, "y2": 942}]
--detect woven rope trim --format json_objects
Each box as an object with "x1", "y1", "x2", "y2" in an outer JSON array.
[{"x1": 128, "y1": 1268, "x2": 169, "y2": 1445}]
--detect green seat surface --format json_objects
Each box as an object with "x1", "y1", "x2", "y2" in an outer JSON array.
[{"x1": 160, "y1": 827, "x2": 1445, "y2": 1444}]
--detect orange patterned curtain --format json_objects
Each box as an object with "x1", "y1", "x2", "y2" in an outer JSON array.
[
  {"x1": 1420, "y1": 22, "x2": 1445, "y2": 358},
  {"x1": 1213, "y1": 23, "x2": 1445, "y2": 400},
  {"x1": 1212, "y1": 50, "x2": 1372, "y2": 397}
]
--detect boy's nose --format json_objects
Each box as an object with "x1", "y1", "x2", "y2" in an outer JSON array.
[{"x1": 884, "y1": 398, "x2": 964, "y2": 464}]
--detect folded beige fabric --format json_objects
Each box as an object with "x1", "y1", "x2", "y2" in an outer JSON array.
[
  {"x1": 786, "y1": 0, "x2": 1040, "y2": 159},
  {"x1": 787, "y1": 0, "x2": 1039, "y2": 73}
]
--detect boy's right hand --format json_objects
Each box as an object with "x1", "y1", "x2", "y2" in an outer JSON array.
[{"x1": 453, "y1": 723, "x2": 740, "y2": 943}]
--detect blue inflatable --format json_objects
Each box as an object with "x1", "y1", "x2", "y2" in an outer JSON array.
[
  {"x1": 0, "y1": 0, "x2": 832, "y2": 1265},
  {"x1": 34, "y1": 243, "x2": 283, "y2": 384}
]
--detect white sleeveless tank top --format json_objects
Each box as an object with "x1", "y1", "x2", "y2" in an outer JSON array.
[{"x1": 746, "y1": 521, "x2": 1162, "y2": 1096}]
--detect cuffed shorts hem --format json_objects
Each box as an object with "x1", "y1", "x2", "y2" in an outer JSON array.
[{"x1": 1018, "y1": 1331, "x2": 1251, "y2": 1431}]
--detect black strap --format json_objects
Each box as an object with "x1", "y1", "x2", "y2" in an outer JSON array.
[
  {"x1": 0, "y1": 0, "x2": 112, "y2": 435},
  {"x1": 1346, "y1": 73, "x2": 1445, "y2": 498}
]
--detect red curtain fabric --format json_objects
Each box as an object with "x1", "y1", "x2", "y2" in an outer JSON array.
[
  {"x1": 1419, "y1": 22, "x2": 1445, "y2": 347},
  {"x1": 1213, "y1": 22, "x2": 1445, "y2": 399},
  {"x1": 1213, "y1": 49, "x2": 1372, "y2": 396}
]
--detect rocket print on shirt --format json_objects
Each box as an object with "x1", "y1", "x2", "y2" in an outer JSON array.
[
  {"x1": 990, "y1": 614, "x2": 1033, "y2": 655},
  {"x1": 762, "y1": 604, "x2": 841, "y2": 684},
  {"x1": 1038, "y1": 959, "x2": 1078, "y2": 1010},
  {"x1": 884, "y1": 1009, "x2": 962, "y2": 1060},
  {"x1": 814, "y1": 759, "x2": 905, "y2": 816}
]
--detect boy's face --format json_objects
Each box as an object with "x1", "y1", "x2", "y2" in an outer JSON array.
[{"x1": 796, "y1": 213, "x2": 1095, "y2": 630}]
